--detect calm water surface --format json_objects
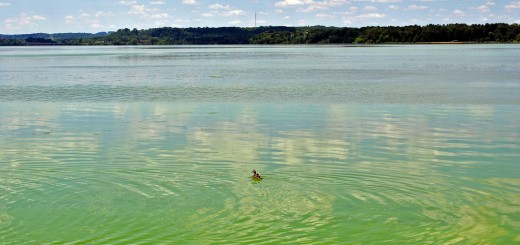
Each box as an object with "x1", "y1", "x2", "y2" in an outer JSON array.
[{"x1": 1, "y1": 45, "x2": 519, "y2": 244}]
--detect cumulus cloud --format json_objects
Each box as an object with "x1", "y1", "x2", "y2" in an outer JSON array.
[
  {"x1": 182, "y1": 0, "x2": 197, "y2": 4},
  {"x1": 32, "y1": 15, "x2": 47, "y2": 20},
  {"x1": 209, "y1": 4, "x2": 228, "y2": 9},
  {"x1": 64, "y1": 10, "x2": 117, "y2": 30},
  {"x1": 119, "y1": 0, "x2": 170, "y2": 20},
  {"x1": 119, "y1": 0, "x2": 137, "y2": 5},
  {"x1": 206, "y1": 4, "x2": 246, "y2": 17},
  {"x1": 299, "y1": 2, "x2": 329, "y2": 12},
  {"x1": 357, "y1": 13, "x2": 386, "y2": 19},
  {"x1": 364, "y1": 5, "x2": 377, "y2": 11},
  {"x1": 150, "y1": 1, "x2": 165, "y2": 5},
  {"x1": 4, "y1": 13, "x2": 47, "y2": 30},
  {"x1": 275, "y1": 0, "x2": 310, "y2": 7},
  {"x1": 453, "y1": 9, "x2": 465, "y2": 16},
  {"x1": 342, "y1": 12, "x2": 386, "y2": 25},
  {"x1": 64, "y1": 15, "x2": 75, "y2": 24},
  {"x1": 4, "y1": 0, "x2": 520, "y2": 32},
  {"x1": 407, "y1": 4, "x2": 429, "y2": 10},
  {"x1": 149, "y1": 13, "x2": 170, "y2": 19},
  {"x1": 475, "y1": 1, "x2": 495, "y2": 12},
  {"x1": 275, "y1": 0, "x2": 349, "y2": 13},
  {"x1": 505, "y1": 1, "x2": 520, "y2": 11},
  {"x1": 316, "y1": 13, "x2": 335, "y2": 19},
  {"x1": 129, "y1": 5, "x2": 150, "y2": 15}
]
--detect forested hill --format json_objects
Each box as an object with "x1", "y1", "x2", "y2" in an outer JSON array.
[
  {"x1": 0, "y1": 32, "x2": 110, "y2": 45},
  {"x1": 1, "y1": 23, "x2": 519, "y2": 46}
]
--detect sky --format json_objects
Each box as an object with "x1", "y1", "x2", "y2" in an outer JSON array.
[{"x1": 0, "y1": 0, "x2": 519, "y2": 34}]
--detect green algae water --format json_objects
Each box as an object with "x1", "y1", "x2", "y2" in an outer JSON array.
[{"x1": 1, "y1": 45, "x2": 519, "y2": 244}]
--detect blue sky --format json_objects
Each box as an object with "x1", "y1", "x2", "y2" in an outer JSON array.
[{"x1": 1, "y1": 0, "x2": 519, "y2": 34}]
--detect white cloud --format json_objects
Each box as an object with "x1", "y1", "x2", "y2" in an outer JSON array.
[
  {"x1": 276, "y1": 0, "x2": 349, "y2": 13},
  {"x1": 209, "y1": 4, "x2": 227, "y2": 9},
  {"x1": 223, "y1": 10, "x2": 246, "y2": 16},
  {"x1": 331, "y1": 0, "x2": 349, "y2": 5},
  {"x1": 119, "y1": 0, "x2": 137, "y2": 5},
  {"x1": 475, "y1": 1, "x2": 495, "y2": 13},
  {"x1": 4, "y1": 13, "x2": 47, "y2": 30},
  {"x1": 0, "y1": 2, "x2": 10, "y2": 7},
  {"x1": 149, "y1": 13, "x2": 170, "y2": 19},
  {"x1": 407, "y1": 4, "x2": 429, "y2": 10},
  {"x1": 149, "y1": 1, "x2": 165, "y2": 4},
  {"x1": 32, "y1": 15, "x2": 47, "y2": 20},
  {"x1": 364, "y1": 6, "x2": 377, "y2": 11},
  {"x1": 300, "y1": 2, "x2": 329, "y2": 12},
  {"x1": 64, "y1": 16, "x2": 75, "y2": 24},
  {"x1": 357, "y1": 13, "x2": 386, "y2": 19},
  {"x1": 388, "y1": 5, "x2": 400, "y2": 10},
  {"x1": 124, "y1": 3, "x2": 170, "y2": 20},
  {"x1": 129, "y1": 5, "x2": 145, "y2": 14},
  {"x1": 343, "y1": 12, "x2": 386, "y2": 24},
  {"x1": 476, "y1": 5, "x2": 490, "y2": 12},
  {"x1": 453, "y1": 9, "x2": 465, "y2": 16},
  {"x1": 129, "y1": 5, "x2": 150, "y2": 15},
  {"x1": 206, "y1": 4, "x2": 246, "y2": 17},
  {"x1": 64, "y1": 11, "x2": 117, "y2": 29},
  {"x1": 182, "y1": 0, "x2": 197, "y2": 4},
  {"x1": 316, "y1": 13, "x2": 334, "y2": 18},
  {"x1": 505, "y1": 1, "x2": 520, "y2": 11},
  {"x1": 275, "y1": 0, "x2": 310, "y2": 7}
]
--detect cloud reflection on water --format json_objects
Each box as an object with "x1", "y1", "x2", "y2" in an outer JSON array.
[{"x1": 0, "y1": 102, "x2": 519, "y2": 243}]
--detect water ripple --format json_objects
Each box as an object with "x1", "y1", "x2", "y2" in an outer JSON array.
[{"x1": 1, "y1": 102, "x2": 519, "y2": 243}]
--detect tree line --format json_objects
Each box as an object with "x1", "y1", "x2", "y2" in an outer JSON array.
[{"x1": 1, "y1": 23, "x2": 519, "y2": 46}]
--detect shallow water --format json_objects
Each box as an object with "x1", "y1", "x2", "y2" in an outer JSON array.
[{"x1": 1, "y1": 45, "x2": 519, "y2": 244}]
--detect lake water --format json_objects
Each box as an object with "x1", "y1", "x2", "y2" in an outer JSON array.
[{"x1": 0, "y1": 45, "x2": 519, "y2": 244}]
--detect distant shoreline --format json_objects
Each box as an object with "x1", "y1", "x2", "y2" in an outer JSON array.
[
  {"x1": 1, "y1": 41, "x2": 516, "y2": 47},
  {"x1": 0, "y1": 42, "x2": 516, "y2": 47},
  {"x1": 2, "y1": 23, "x2": 519, "y2": 46}
]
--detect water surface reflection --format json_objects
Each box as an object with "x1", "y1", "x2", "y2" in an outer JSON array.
[{"x1": 1, "y1": 102, "x2": 519, "y2": 243}]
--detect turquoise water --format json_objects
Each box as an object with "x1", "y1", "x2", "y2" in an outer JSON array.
[{"x1": 1, "y1": 45, "x2": 519, "y2": 244}]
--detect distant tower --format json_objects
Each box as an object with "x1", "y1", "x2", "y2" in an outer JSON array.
[{"x1": 255, "y1": 12, "x2": 257, "y2": 28}]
